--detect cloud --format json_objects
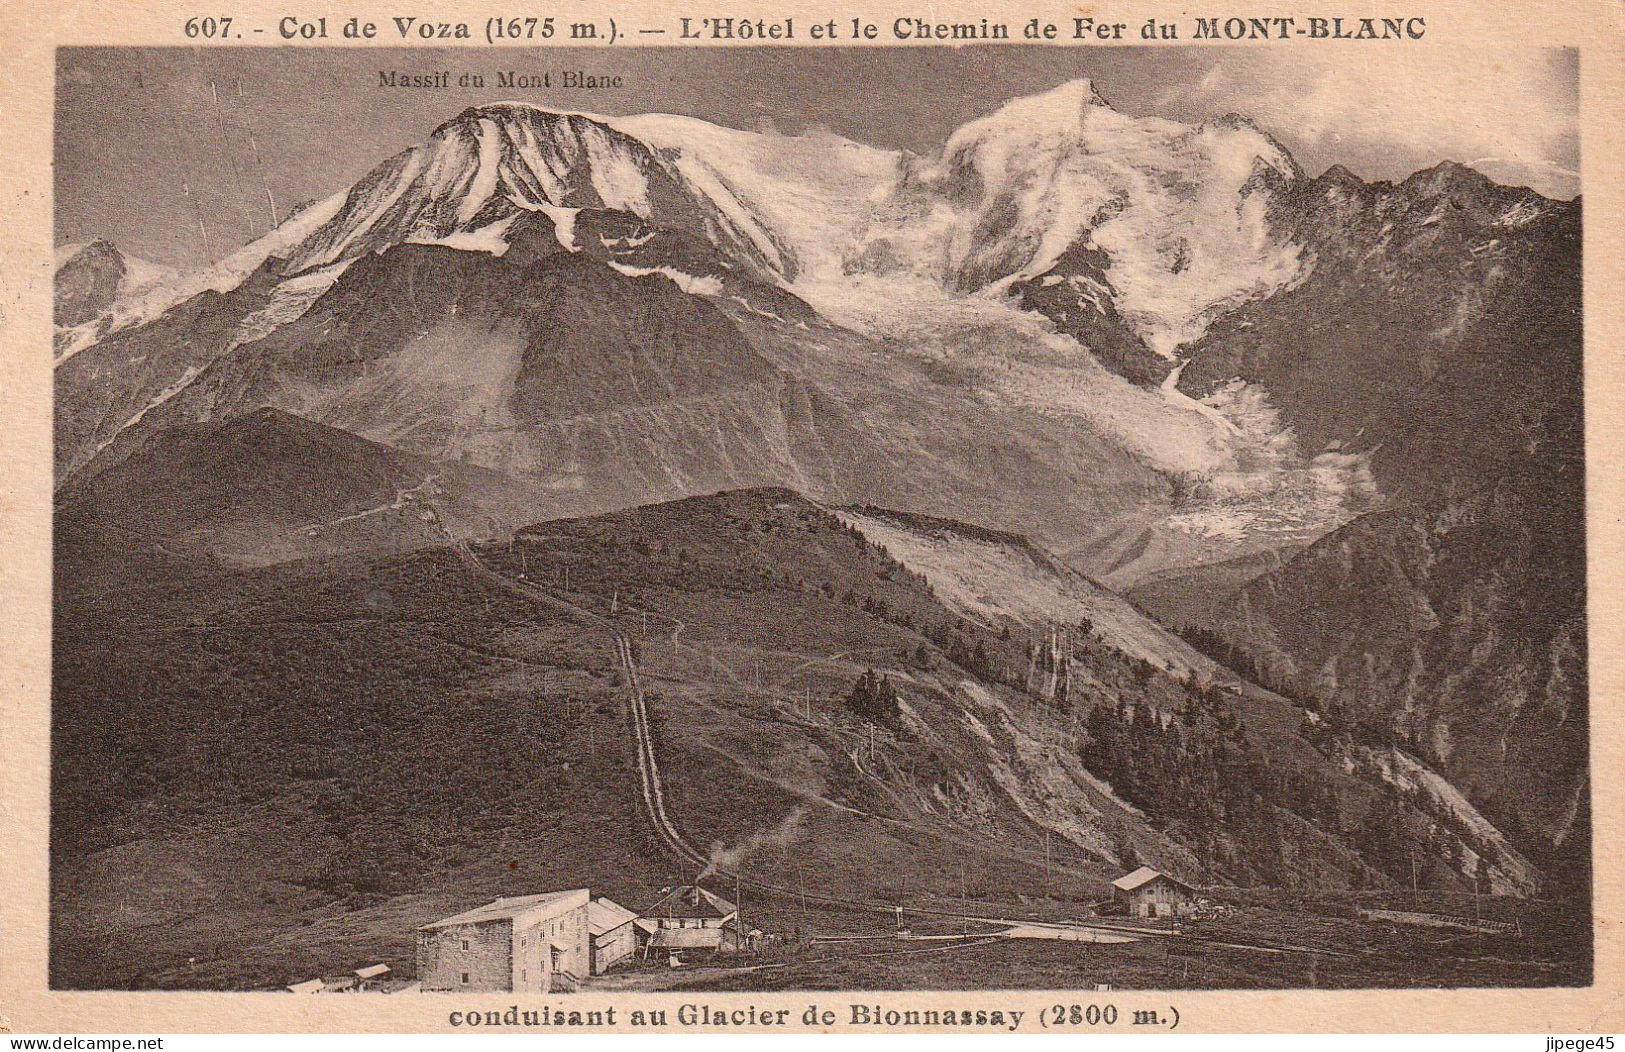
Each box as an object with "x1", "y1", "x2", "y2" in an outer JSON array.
[{"x1": 1166, "y1": 49, "x2": 1578, "y2": 198}]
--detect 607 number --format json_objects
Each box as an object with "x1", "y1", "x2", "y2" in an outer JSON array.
[{"x1": 184, "y1": 16, "x2": 235, "y2": 37}]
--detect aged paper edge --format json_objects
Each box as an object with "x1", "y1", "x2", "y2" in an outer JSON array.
[{"x1": 1, "y1": 0, "x2": 1621, "y2": 1033}]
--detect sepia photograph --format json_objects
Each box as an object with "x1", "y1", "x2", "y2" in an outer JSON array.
[{"x1": 45, "y1": 41, "x2": 1589, "y2": 1001}]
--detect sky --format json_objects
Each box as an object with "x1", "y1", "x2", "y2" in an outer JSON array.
[{"x1": 55, "y1": 46, "x2": 1580, "y2": 268}]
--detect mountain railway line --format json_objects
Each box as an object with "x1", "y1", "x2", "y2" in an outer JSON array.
[
  {"x1": 452, "y1": 528, "x2": 1554, "y2": 965},
  {"x1": 442, "y1": 535, "x2": 1200, "y2": 947},
  {"x1": 393, "y1": 514, "x2": 1364, "y2": 961}
]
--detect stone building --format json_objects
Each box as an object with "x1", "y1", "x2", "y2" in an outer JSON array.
[{"x1": 416, "y1": 889, "x2": 591, "y2": 992}]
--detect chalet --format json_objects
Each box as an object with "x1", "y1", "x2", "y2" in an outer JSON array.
[
  {"x1": 635, "y1": 885, "x2": 741, "y2": 957},
  {"x1": 284, "y1": 971, "x2": 398, "y2": 994},
  {"x1": 1111, "y1": 867, "x2": 1195, "y2": 919},
  {"x1": 353, "y1": 963, "x2": 391, "y2": 991},
  {"x1": 416, "y1": 889, "x2": 591, "y2": 993},
  {"x1": 587, "y1": 896, "x2": 639, "y2": 975}
]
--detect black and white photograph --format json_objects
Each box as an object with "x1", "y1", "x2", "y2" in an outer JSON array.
[{"x1": 48, "y1": 43, "x2": 1588, "y2": 997}]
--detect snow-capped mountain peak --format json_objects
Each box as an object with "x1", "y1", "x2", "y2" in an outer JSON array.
[
  {"x1": 53, "y1": 103, "x2": 819, "y2": 360},
  {"x1": 53, "y1": 240, "x2": 176, "y2": 328},
  {"x1": 63, "y1": 79, "x2": 1538, "y2": 385},
  {"x1": 284, "y1": 103, "x2": 795, "y2": 282},
  {"x1": 855, "y1": 78, "x2": 1308, "y2": 355},
  {"x1": 941, "y1": 76, "x2": 1113, "y2": 154}
]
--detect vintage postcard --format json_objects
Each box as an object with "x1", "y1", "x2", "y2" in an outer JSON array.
[{"x1": 1, "y1": 0, "x2": 1621, "y2": 1035}]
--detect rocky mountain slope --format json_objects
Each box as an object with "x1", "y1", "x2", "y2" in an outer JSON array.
[
  {"x1": 1177, "y1": 161, "x2": 1580, "y2": 502},
  {"x1": 54, "y1": 240, "x2": 173, "y2": 328},
  {"x1": 54, "y1": 81, "x2": 1390, "y2": 582},
  {"x1": 1153, "y1": 159, "x2": 1586, "y2": 877},
  {"x1": 1189, "y1": 385, "x2": 1585, "y2": 878},
  {"x1": 57, "y1": 234, "x2": 1179, "y2": 566}
]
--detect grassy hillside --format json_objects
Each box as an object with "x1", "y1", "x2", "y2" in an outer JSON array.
[
  {"x1": 55, "y1": 408, "x2": 542, "y2": 579},
  {"x1": 52, "y1": 488, "x2": 1531, "y2": 989}
]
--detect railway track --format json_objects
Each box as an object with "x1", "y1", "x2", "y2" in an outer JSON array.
[
  {"x1": 444, "y1": 540, "x2": 711, "y2": 869},
  {"x1": 445, "y1": 539, "x2": 1190, "y2": 942}
]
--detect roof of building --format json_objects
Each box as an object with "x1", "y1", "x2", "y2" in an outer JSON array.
[
  {"x1": 588, "y1": 896, "x2": 638, "y2": 936},
  {"x1": 287, "y1": 979, "x2": 326, "y2": 994},
  {"x1": 647, "y1": 927, "x2": 729, "y2": 949},
  {"x1": 420, "y1": 889, "x2": 589, "y2": 930},
  {"x1": 642, "y1": 885, "x2": 736, "y2": 920},
  {"x1": 353, "y1": 963, "x2": 391, "y2": 980},
  {"x1": 1111, "y1": 866, "x2": 1193, "y2": 893}
]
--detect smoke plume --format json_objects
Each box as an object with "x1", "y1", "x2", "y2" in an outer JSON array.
[{"x1": 697, "y1": 806, "x2": 810, "y2": 880}]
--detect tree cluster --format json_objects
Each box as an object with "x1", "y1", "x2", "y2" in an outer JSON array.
[{"x1": 846, "y1": 668, "x2": 901, "y2": 727}]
